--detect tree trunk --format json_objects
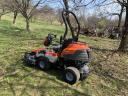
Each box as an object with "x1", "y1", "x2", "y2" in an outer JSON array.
[
  {"x1": 13, "y1": 11, "x2": 18, "y2": 24},
  {"x1": 63, "y1": 0, "x2": 69, "y2": 10},
  {"x1": 118, "y1": 7, "x2": 128, "y2": 52},
  {"x1": 0, "y1": 15, "x2": 1, "y2": 21},
  {"x1": 118, "y1": 5, "x2": 124, "y2": 28},
  {"x1": 30, "y1": 17, "x2": 33, "y2": 23},
  {"x1": 26, "y1": 18, "x2": 30, "y2": 32},
  {"x1": 63, "y1": 0, "x2": 75, "y2": 39}
]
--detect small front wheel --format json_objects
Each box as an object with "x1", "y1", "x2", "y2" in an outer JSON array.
[
  {"x1": 23, "y1": 52, "x2": 35, "y2": 65},
  {"x1": 38, "y1": 59, "x2": 50, "y2": 71},
  {"x1": 80, "y1": 65, "x2": 89, "y2": 80},
  {"x1": 64, "y1": 67, "x2": 80, "y2": 85}
]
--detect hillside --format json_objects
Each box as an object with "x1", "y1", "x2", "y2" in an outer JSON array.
[{"x1": 0, "y1": 14, "x2": 128, "y2": 96}]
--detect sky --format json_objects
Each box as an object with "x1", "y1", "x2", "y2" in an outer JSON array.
[{"x1": 33, "y1": 0, "x2": 123, "y2": 19}]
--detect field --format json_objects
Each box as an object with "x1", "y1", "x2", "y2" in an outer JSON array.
[{"x1": 0, "y1": 14, "x2": 128, "y2": 96}]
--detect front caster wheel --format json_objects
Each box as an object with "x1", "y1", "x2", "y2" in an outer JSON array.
[
  {"x1": 38, "y1": 59, "x2": 51, "y2": 71},
  {"x1": 64, "y1": 67, "x2": 80, "y2": 85},
  {"x1": 23, "y1": 52, "x2": 35, "y2": 66},
  {"x1": 80, "y1": 65, "x2": 89, "y2": 80}
]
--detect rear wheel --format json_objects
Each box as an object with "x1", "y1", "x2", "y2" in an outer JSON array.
[{"x1": 64, "y1": 67, "x2": 80, "y2": 85}]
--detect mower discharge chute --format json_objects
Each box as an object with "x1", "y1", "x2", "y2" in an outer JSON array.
[{"x1": 24, "y1": 10, "x2": 91, "y2": 85}]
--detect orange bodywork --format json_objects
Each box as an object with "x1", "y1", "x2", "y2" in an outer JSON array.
[
  {"x1": 61, "y1": 42, "x2": 89, "y2": 56},
  {"x1": 32, "y1": 48, "x2": 45, "y2": 53},
  {"x1": 32, "y1": 48, "x2": 58, "y2": 57},
  {"x1": 45, "y1": 52, "x2": 58, "y2": 57}
]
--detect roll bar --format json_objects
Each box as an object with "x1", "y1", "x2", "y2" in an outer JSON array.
[{"x1": 62, "y1": 9, "x2": 80, "y2": 42}]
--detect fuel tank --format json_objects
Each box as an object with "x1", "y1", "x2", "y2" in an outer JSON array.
[{"x1": 61, "y1": 42, "x2": 90, "y2": 61}]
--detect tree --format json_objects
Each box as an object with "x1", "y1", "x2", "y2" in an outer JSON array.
[
  {"x1": 92, "y1": 0, "x2": 128, "y2": 51},
  {"x1": 38, "y1": 5, "x2": 55, "y2": 24},
  {"x1": 109, "y1": 4, "x2": 124, "y2": 29},
  {"x1": 13, "y1": 0, "x2": 46, "y2": 32},
  {"x1": 62, "y1": 0, "x2": 76, "y2": 39},
  {"x1": 3, "y1": 0, "x2": 19, "y2": 24},
  {"x1": 116, "y1": 0, "x2": 128, "y2": 51},
  {"x1": 87, "y1": 14, "x2": 100, "y2": 28},
  {"x1": 78, "y1": 7, "x2": 88, "y2": 28},
  {"x1": 56, "y1": 8, "x2": 63, "y2": 26},
  {"x1": 0, "y1": 0, "x2": 10, "y2": 20},
  {"x1": 72, "y1": 0, "x2": 128, "y2": 52},
  {"x1": 117, "y1": 4, "x2": 124, "y2": 28}
]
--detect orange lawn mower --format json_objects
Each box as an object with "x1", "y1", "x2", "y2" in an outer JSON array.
[{"x1": 24, "y1": 10, "x2": 91, "y2": 84}]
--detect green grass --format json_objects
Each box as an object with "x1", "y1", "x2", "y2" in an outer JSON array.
[{"x1": 0, "y1": 14, "x2": 128, "y2": 96}]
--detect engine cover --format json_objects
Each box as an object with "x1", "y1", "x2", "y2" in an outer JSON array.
[{"x1": 61, "y1": 42, "x2": 90, "y2": 62}]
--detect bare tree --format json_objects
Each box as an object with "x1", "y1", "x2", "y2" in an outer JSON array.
[
  {"x1": 116, "y1": 0, "x2": 128, "y2": 51},
  {"x1": 78, "y1": 7, "x2": 88, "y2": 28},
  {"x1": 109, "y1": 4, "x2": 125, "y2": 29},
  {"x1": 38, "y1": 5, "x2": 55, "y2": 24},
  {"x1": 73, "y1": 0, "x2": 128, "y2": 51},
  {"x1": 0, "y1": 0, "x2": 10, "y2": 20},
  {"x1": 118, "y1": 4, "x2": 125, "y2": 28},
  {"x1": 90, "y1": 0, "x2": 128, "y2": 51},
  {"x1": 3, "y1": 0, "x2": 19, "y2": 24},
  {"x1": 13, "y1": 0, "x2": 46, "y2": 32},
  {"x1": 56, "y1": 8, "x2": 63, "y2": 26},
  {"x1": 62, "y1": 0, "x2": 76, "y2": 38}
]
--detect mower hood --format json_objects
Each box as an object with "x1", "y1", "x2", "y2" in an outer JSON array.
[{"x1": 61, "y1": 42, "x2": 90, "y2": 61}]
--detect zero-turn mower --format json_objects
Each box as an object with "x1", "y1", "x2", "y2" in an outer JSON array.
[{"x1": 24, "y1": 10, "x2": 91, "y2": 85}]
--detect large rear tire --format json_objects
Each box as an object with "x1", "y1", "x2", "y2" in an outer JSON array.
[{"x1": 64, "y1": 67, "x2": 80, "y2": 85}]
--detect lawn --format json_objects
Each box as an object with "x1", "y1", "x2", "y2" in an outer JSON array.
[{"x1": 0, "y1": 14, "x2": 128, "y2": 96}]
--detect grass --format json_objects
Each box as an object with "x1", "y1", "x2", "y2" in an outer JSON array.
[{"x1": 0, "y1": 14, "x2": 128, "y2": 96}]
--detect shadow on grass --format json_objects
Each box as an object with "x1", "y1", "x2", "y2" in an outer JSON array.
[
  {"x1": 23, "y1": 62, "x2": 63, "y2": 81},
  {"x1": 92, "y1": 47, "x2": 118, "y2": 52},
  {"x1": 0, "y1": 59, "x2": 90, "y2": 96},
  {"x1": 90, "y1": 47, "x2": 128, "y2": 93}
]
